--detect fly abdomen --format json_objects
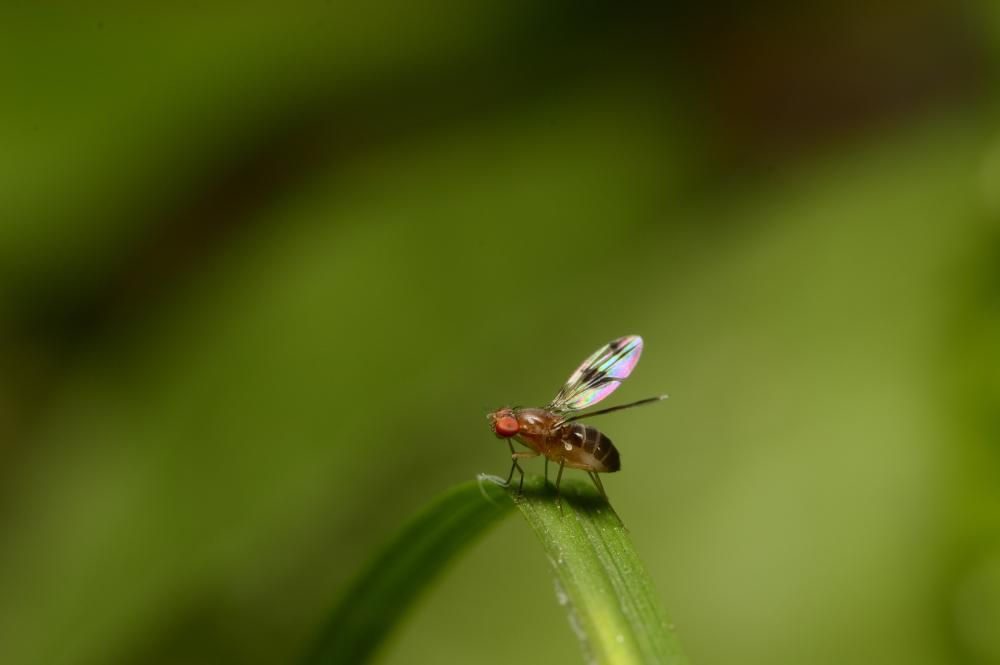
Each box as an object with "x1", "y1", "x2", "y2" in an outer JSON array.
[{"x1": 562, "y1": 422, "x2": 621, "y2": 472}]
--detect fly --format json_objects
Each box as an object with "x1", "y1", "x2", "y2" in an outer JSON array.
[{"x1": 487, "y1": 335, "x2": 666, "y2": 510}]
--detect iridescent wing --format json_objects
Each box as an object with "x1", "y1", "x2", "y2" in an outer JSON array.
[{"x1": 548, "y1": 335, "x2": 644, "y2": 412}]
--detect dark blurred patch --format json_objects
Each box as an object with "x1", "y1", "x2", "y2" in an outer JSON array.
[
  {"x1": 675, "y1": 1, "x2": 990, "y2": 166},
  {"x1": 2, "y1": 0, "x2": 990, "y2": 444},
  {"x1": 11, "y1": 2, "x2": 990, "y2": 357},
  {"x1": 104, "y1": 590, "x2": 278, "y2": 665},
  {"x1": 5, "y1": 2, "x2": 674, "y2": 359}
]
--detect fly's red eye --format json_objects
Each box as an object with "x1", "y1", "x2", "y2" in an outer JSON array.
[{"x1": 495, "y1": 415, "x2": 519, "y2": 437}]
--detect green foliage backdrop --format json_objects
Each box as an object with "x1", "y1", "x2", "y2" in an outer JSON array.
[{"x1": 1, "y1": 2, "x2": 999, "y2": 664}]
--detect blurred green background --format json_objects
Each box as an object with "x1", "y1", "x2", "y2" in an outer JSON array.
[{"x1": 2, "y1": 2, "x2": 999, "y2": 664}]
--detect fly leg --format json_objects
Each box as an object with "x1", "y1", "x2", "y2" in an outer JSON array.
[
  {"x1": 503, "y1": 440, "x2": 521, "y2": 488},
  {"x1": 510, "y1": 452, "x2": 538, "y2": 494},
  {"x1": 588, "y1": 470, "x2": 625, "y2": 528},
  {"x1": 504, "y1": 440, "x2": 537, "y2": 495},
  {"x1": 588, "y1": 471, "x2": 608, "y2": 502},
  {"x1": 554, "y1": 461, "x2": 566, "y2": 515}
]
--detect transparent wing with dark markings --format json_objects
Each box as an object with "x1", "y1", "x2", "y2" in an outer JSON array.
[{"x1": 547, "y1": 335, "x2": 644, "y2": 413}]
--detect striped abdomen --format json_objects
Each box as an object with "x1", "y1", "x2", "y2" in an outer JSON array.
[{"x1": 559, "y1": 422, "x2": 621, "y2": 473}]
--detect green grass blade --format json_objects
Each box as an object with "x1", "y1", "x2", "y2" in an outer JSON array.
[
  {"x1": 303, "y1": 479, "x2": 513, "y2": 665},
  {"x1": 483, "y1": 473, "x2": 688, "y2": 665},
  {"x1": 304, "y1": 474, "x2": 686, "y2": 665}
]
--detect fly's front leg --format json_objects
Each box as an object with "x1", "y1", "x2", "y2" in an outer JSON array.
[
  {"x1": 504, "y1": 440, "x2": 538, "y2": 495},
  {"x1": 503, "y1": 439, "x2": 521, "y2": 487}
]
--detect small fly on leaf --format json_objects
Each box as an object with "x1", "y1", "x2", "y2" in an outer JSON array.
[{"x1": 488, "y1": 335, "x2": 666, "y2": 509}]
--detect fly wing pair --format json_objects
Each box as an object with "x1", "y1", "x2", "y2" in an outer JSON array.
[{"x1": 547, "y1": 335, "x2": 645, "y2": 414}]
